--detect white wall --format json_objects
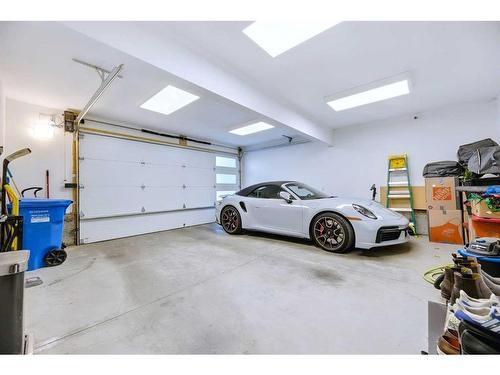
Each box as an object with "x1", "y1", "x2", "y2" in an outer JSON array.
[
  {"x1": 242, "y1": 99, "x2": 500, "y2": 199},
  {"x1": 3, "y1": 98, "x2": 72, "y2": 204},
  {"x1": 0, "y1": 80, "x2": 5, "y2": 147}
]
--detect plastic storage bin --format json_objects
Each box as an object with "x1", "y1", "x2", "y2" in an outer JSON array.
[{"x1": 16, "y1": 199, "x2": 72, "y2": 271}]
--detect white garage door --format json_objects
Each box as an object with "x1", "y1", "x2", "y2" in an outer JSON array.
[{"x1": 78, "y1": 132, "x2": 239, "y2": 243}]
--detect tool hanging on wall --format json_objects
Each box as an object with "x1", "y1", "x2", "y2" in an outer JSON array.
[
  {"x1": 1, "y1": 149, "x2": 31, "y2": 215},
  {"x1": 370, "y1": 184, "x2": 377, "y2": 200},
  {"x1": 385, "y1": 154, "x2": 417, "y2": 235},
  {"x1": 0, "y1": 148, "x2": 31, "y2": 252},
  {"x1": 6, "y1": 169, "x2": 21, "y2": 196},
  {"x1": 3, "y1": 155, "x2": 43, "y2": 199}
]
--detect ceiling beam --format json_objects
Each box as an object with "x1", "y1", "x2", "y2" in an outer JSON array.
[{"x1": 62, "y1": 22, "x2": 334, "y2": 145}]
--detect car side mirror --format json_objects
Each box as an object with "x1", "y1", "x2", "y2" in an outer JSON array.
[{"x1": 279, "y1": 191, "x2": 293, "y2": 203}]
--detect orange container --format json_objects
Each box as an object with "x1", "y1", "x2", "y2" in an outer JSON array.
[{"x1": 468, "y1": 215, "x2": 500, "y2": 240}]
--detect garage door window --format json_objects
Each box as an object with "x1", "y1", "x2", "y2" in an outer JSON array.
[
  {"x1": 216, "y1": 156, "x2": 237, "y2": 168},
  {"x1": 215, "y1": 155, "x2": 239, "y2": 202},
  {"x1": 216, "y1": 173, "x2": 237, "y2": 184}
]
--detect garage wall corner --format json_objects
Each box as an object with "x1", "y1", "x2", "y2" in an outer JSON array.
[{"x1": 4, "y1": 98, "x2": 73, "y2": 204}]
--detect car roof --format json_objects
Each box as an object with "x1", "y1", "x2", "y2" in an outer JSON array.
[{"x1": 236, "y1": 181, "x2": 297, "y2": 196}]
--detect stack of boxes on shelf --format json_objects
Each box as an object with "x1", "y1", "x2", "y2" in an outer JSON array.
[
  {"x1": 424, "y1": 138, "x2": 500, "y2": 244},
  {"x1": 426, "y1": 177, "x2": 464, "y2": 244},
  {"x1": 467, "y1": 193, "x2": 500, "y2": 240}
]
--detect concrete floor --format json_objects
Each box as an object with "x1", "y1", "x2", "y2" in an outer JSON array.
[{"x1": 25, "y1": 223, "x2": 458, "y2": 354}]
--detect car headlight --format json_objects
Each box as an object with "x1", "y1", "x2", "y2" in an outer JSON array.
[{"x1": 352, "y1": 204, "x2": 377, "y2": 219}]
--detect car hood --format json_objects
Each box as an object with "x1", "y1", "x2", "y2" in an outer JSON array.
[{"x1": 307, "y1": 197, "x2": 405, "y2": 220}]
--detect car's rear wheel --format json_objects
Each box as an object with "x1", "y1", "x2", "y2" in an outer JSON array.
[
  {"x1": 221, "y1": 206, "x2": 243, "y2": 234},
  {"x1": 311, "y1": 212, "x2": 354, "y2": 253}
]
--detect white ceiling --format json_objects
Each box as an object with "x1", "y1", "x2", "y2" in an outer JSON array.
[
  {"x1": 154, "y1": 21, "x2": 500, "y2": 128},
  {"x1": 1, "y1": 21, "x2": 499, "y2": 148},
  {"x1": 0, "y1": 22, "x2": 299, "y2": 147}
]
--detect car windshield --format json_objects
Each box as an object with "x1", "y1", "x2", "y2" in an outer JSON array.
[{"x1": 285, "y1": 183, "x2": 331, "y2": 200}]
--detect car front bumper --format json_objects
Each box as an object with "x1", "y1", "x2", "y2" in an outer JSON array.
[
  {"x1": 351, "y1": 217, "x2": 410, "y2": 249},
  {"x1": 215, "y1": 206, "x2": 221, "y2": 225}
]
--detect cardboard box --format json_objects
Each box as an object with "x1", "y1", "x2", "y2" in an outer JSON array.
[
  {"x1": 468, "y1": 216, "x2": 500, "y2": 240},
  {"x1": 470, "y1": 199, "x2": 500, "y2": 219},
  {"x1": 425, "y1": 177, "x2": 459, "y2": 210},
  {"x1": 380, "y1": 186, "x2": 426, "y2": 210},
  {"x1": 428, "y1": 209, "x2": 464, "y2": 245},
  {"x1": 415, "y1": 210, "x2": 429, "y2": 235}
]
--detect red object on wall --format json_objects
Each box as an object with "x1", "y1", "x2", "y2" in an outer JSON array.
[{"x1": 46, "y1": 170, "x2": 50, "y2": 198}]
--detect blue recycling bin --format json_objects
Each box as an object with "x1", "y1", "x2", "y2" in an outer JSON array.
[{"x1": 15, "y1": 199, "x2": 72, "y2": 271}]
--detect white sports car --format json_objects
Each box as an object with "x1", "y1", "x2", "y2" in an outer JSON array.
[{"x1": 216, "y1": 181, "x2": 409, "y2": 253}]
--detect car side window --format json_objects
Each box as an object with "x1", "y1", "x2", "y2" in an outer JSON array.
[{"x1": 248, "y1": 185, "x2": 282, "y2": 199}]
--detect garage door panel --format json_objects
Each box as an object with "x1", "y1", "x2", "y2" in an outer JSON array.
[
  {"x1": 79, "y1": 133, "x2": 234, "y2": 243},
  {"x1": 141, "y1": 164, "x2": 184, "y2": 186},
  {"x1": 142, "y1": 146, "x2": 186, "y2": 165},
  {"x1": 81, "y1": 159, "x2": 144, "y2": 186},
  {"x1": 80, "y1": 186, "x2": 144, "y2": 218},
  {"x1": 81, "y1": 135, "x2": 147, "y2": 163},
  {"x1": 183, "y1": 167, "x2": 215, "y2": 187},
  {"x1": 181, "y1": 149, "x2": 215, "y2": 169},
  {"x1": 184, "y1": 187, "x2": 215, "y2": 208},
  {"x1": 141, "y1": 187, "x2": 184, "y2": 211},
  {"x1": 80, "y1": 208, "x2": 215, "y2": 244},
  {"x1": 82, "y1": 186, "x2": 187, "y2": 218}
]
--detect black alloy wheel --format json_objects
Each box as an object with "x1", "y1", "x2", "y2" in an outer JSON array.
[
  {"x1": 221, "y1": 206, "x2": 243, "y2": 234},
  {"x1": 311, "y1": 212, "x2": 354, "y2": 253}
]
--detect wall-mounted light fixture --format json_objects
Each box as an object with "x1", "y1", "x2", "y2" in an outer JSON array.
[{"x1": 31, "y1": 113, "x2": 59, "y2": 140}]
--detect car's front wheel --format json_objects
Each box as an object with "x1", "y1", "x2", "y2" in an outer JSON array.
[
  {"x1": 221, "y1": 206, "x2": 243, "y2": 234},
  {"x1": 311, "y1": 212, "x2": 354, "y2": 253}
]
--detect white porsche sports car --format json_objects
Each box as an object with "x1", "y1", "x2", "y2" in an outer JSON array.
[{"x1": 216, "y1": 181, "x2": 409, "y2": 253}]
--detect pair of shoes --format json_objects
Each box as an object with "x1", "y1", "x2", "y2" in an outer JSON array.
[
  {"x1": 451, "y1": 254, "x2": 478, "y2": 268},
  {"x1": 447, "y1": 255, "x2": 493, "y2": 304},
  {"x1": 440, "y1": 256, "x2": 478, "y2": 299},
  {"x1": 481, "y1": 270, "x2": 500, "y2": 296},
  {"x1": 437, "y1": 289, "x2": 490, "y2": 354},
  {"x1": 449, "y1": 266, "x2": 492, "y2": 305},
  {"x1": 443, "y1": 290, "x2": 497, "y2": 337},
  {"x1": 458, "y1": 320, "x2": 500, "y2": 354},
  {"x1": 452, "y1": 291, "x2": 500, "y2": 354},
  {"x1": 458, "y1": 289, "x2": 499, "y2": 308},
  {"x1": 441, "y1": 267, "x2": 460, "y2": 300},
  {"x1": 454, "y1": 304, "x2": 500, "y2": 333},
  {"x1": 437, "y1": 328, "x2": 460, "y2": 355}
]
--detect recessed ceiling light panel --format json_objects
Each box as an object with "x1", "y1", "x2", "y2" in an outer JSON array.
[
  {"x1": 243, "y1": 21, "x2": 339, "y2": 58},
  {"x1": 327, "y1": 79, "x2": 411, "y2": 111},
  {"x1": 229, "y1": 121, "x2": 274, "y2": 136},
  {"x1": 140, "y1": 85, "x2": 200, "y2": 115}
]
